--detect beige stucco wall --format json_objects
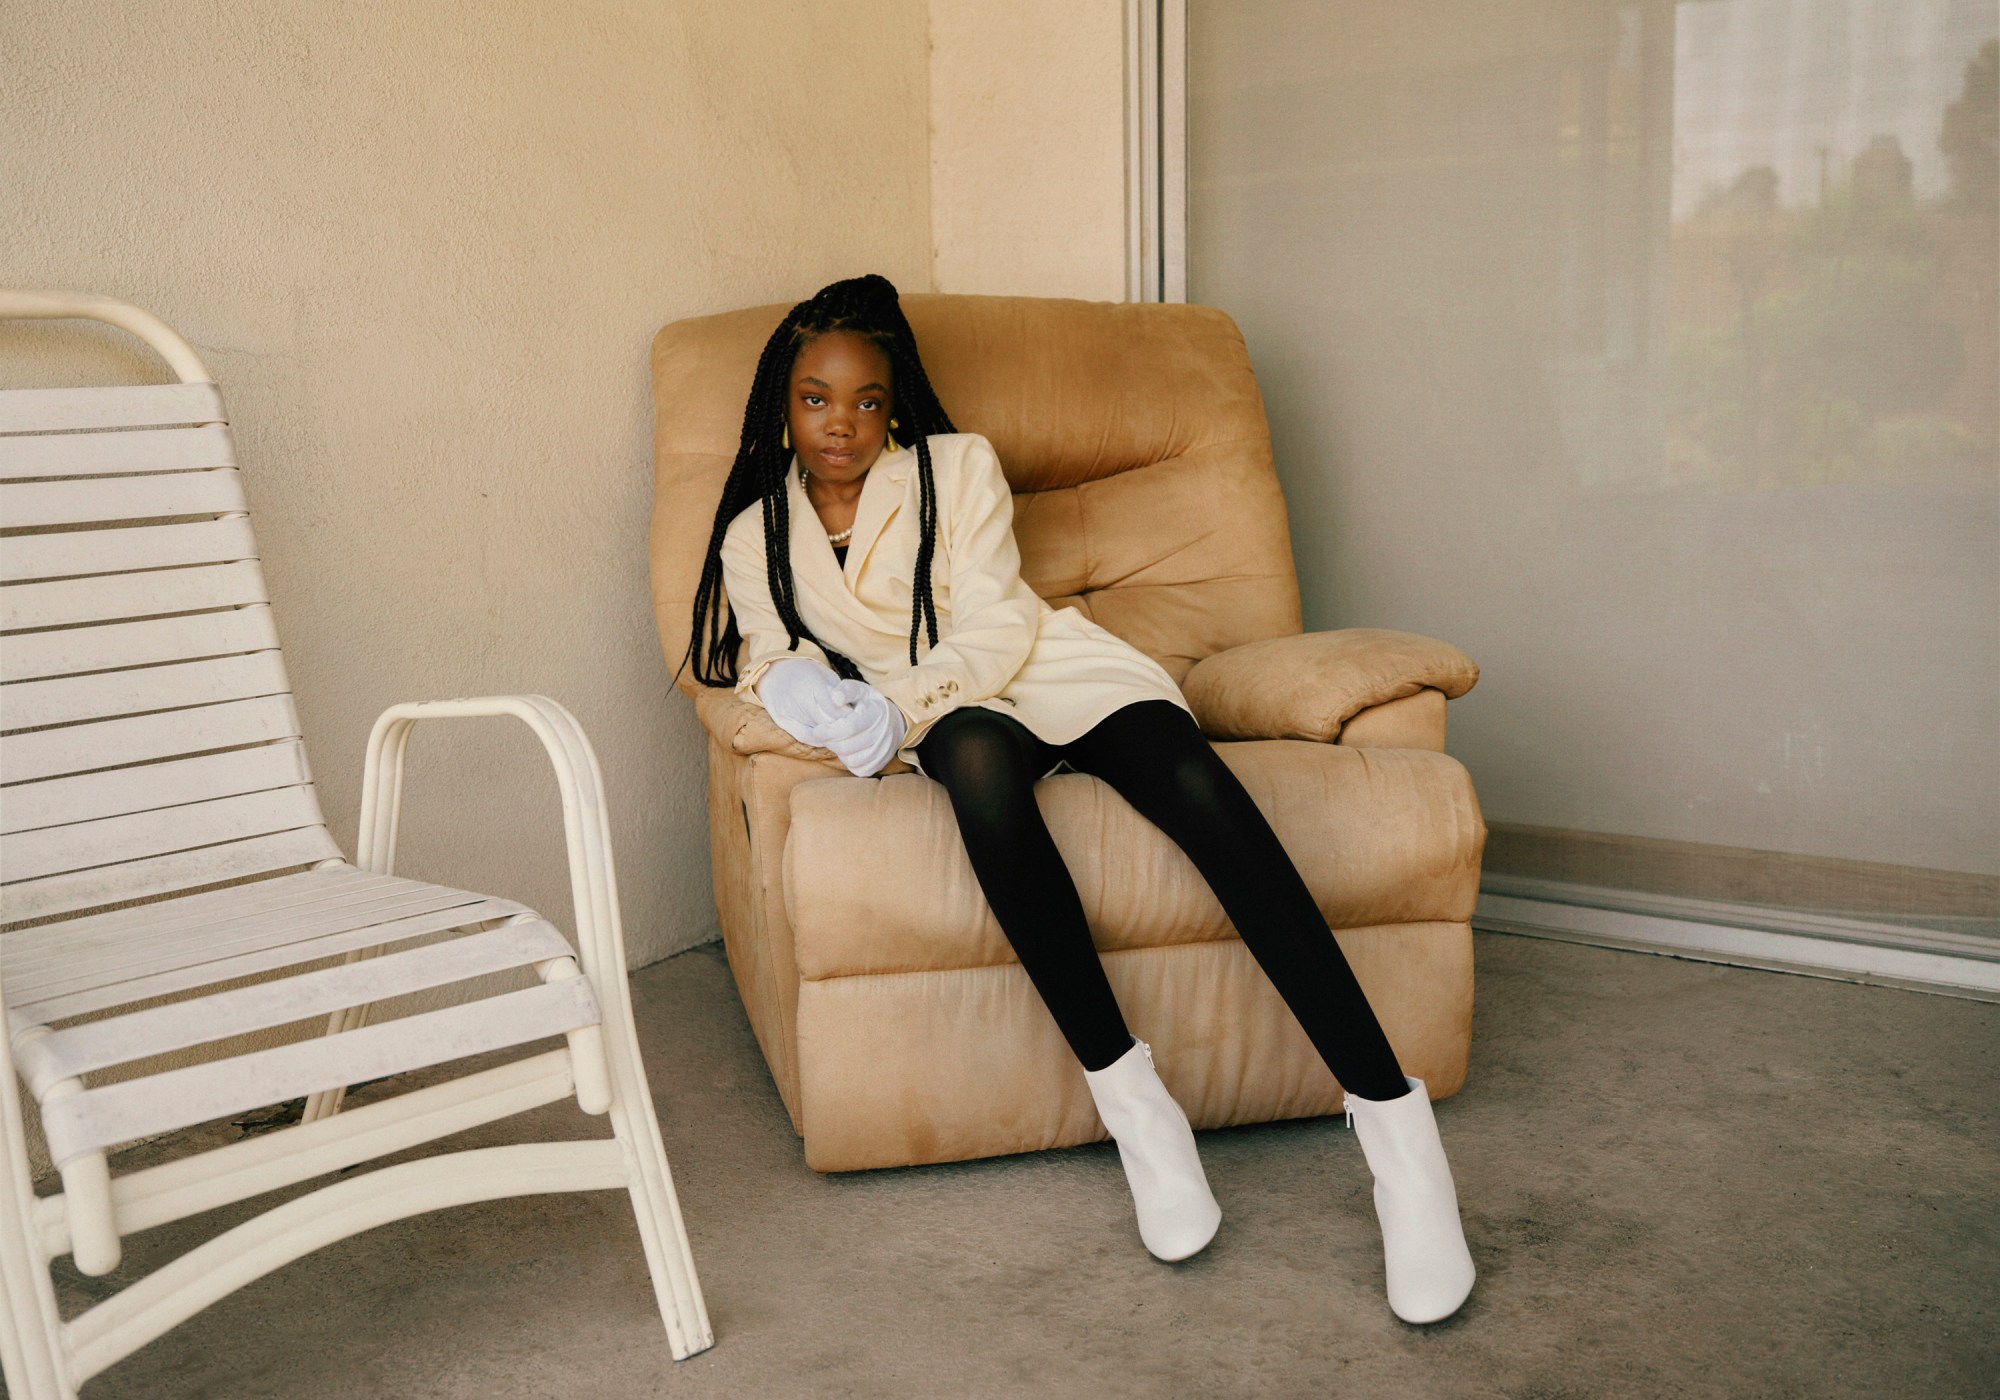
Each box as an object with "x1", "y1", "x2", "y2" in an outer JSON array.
[
  {"x1": 0, "y1": 0, "x2": 1133, "y2": 1176},
  {"x1": 2, "y1": 1, "x2": 932, "y2": 980},
  {"x1": 928, "y1": 1, "x2": 1130, "y2": 300}
]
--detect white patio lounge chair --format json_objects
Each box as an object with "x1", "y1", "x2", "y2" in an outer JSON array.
[{"x1": 0, "y1": 290, "x2": 713, "y2": 1398}]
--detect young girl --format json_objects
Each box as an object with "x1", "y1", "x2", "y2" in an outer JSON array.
[{"x1": 687, "y1": 274, "x2": 1476, "y2": 1324}]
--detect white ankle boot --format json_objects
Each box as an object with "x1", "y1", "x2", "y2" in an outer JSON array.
[
  {"x1": 1082, "y1": 1038, "x2": 1222, "y2": 1262},
  {"x1": 1343, "y1": 1076, "x2": 1476, "y2": 1323}
]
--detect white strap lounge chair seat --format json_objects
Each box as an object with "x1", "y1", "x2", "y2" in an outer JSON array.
[
  {"x1": 3, "y1": 868, "x2": 598, "y2": 1171},
  {"x1": 0, "y1": 292, "x2": 712, "y2": 1400}
]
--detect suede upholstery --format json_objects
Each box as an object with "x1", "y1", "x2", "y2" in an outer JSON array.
[
  {"x1": 651, "y1": 294, "x2": 1486, "y2": 1172},
  {"x1": 1182, "y1": 628, "x2": 1480, "y2": 743}
]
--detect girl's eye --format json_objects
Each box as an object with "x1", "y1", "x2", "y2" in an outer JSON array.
[
  {"x1": 859, "y1": 399, "x2": 882, "y2": 412},
  {"x1": 802, "y1": 395, "x2": 824, "y2": 408}
]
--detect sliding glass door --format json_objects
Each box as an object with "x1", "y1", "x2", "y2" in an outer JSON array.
[{"x1": 1187, "y1": 1, "x2": 1998, "y2": 939}]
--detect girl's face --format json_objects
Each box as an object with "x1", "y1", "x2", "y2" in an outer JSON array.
[{"x1": 786, "y1": 330, "x2": 894, "y2": 489}]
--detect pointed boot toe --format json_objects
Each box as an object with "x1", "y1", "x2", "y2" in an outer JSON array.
[
  {"x1": 1345, "y1": 1076, "x2": 1476, "y2": 1324},
  {"x1": 1084, "y1": 1038, "x2": 1221, "y2": 1263}
]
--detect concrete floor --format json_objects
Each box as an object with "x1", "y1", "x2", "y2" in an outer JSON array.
[{"x1": 48, "y1": 934, "x2": 1999, "y2": 1400}]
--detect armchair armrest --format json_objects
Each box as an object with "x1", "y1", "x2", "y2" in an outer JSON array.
[
  {"x1": 692, "y1": 687, "x2": 913, "y2": 776},
  {"x1": 694, "y1": 687, "x2": 838, "y2": 764},
  {"x1": 1180, "y1": 628, "x2": 1479, "y2": 743}
]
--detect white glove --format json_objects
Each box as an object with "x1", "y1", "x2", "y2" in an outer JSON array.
[
  {"x1": 808, "y1": 679, "x2": 908, "y2": 777},
  {"x1": 756, "y1": 658, "x2": 849, "y2": 746}
]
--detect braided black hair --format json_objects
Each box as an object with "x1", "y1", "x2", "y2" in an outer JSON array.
[{"x1": 684, "y1": 274, "x2": 957, "y2": 687}]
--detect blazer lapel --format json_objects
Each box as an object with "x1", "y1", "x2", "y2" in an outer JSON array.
[
  {"x1": 842, "y1": 455, "x2": 911, "y2": 585},
  {"x1": 784, "y1": 462, "x2": 903, "y2": 639}
]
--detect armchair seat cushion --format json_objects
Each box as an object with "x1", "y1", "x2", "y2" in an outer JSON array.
[{"x1": 785, "y1": 740, "x2": 1483, "y2": 980}]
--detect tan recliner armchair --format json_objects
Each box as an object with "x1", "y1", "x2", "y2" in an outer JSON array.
[{"x1": 649, "y1": 295, "x2": 1485, "y2": 1173}]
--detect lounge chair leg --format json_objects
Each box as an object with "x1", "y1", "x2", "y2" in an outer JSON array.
[
  {"x1": 299, "y1": 1035, "x2": 357, "y2": 1122},
  {"x1": 598, "y1": 1004, "x2": 713, "y2": 1359},
  {"x1": 0, "y1": 1055, "x2": 76, "y2": 1399},
  {"x1": 56, "y1": 1151, "x2": 120, "y2": 1278},
  {"x1": 300, "y1": 982, "x2": 377, "y2": 1124},
  {"x1": 537, "y1": 956, "x2": 612, "y2": 1115},
  {"x1": 38, "y1": 1071, "x2": 119, "y2": 1277}
]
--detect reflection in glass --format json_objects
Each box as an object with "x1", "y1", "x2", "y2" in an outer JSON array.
[{"x1": 1667, "y1": 14, "x2": 1996, "y2": 489}]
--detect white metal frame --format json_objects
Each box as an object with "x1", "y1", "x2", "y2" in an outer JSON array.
[
  {"x1": 0, "y1": 293, "x2": 713, "y2": 1398},
  {"x1": 1126, "y1": 0, "x2": 1188, "y2": 303}
]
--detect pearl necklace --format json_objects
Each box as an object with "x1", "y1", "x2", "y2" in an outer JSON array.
[{"x1": 800, "y1": 466, "x2": 856, "y2": 545}]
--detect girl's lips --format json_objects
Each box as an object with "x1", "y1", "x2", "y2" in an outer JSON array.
[{"x1": 817, "y1": 448, "x2": 857, "y2": 466}]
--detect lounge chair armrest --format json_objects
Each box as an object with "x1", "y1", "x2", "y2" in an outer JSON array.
[
  {"x1": 1180, "y1": 628, "x2": 1480, "y2": 743},
  {"x1": 692, "y1": 688, "x2": 913, "y2": 775},
  {"x1": 356, "y1": 695, "x2": 635, "y2": 976}
]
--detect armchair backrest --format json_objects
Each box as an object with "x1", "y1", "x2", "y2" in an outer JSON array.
[{"x1": 650, "y1": 294, "x2": 1304, "y2": 697}]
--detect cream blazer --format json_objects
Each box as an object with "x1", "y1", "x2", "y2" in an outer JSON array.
[{"x1": 721, "y1": 432, "x2": 1189, "y2": 764}]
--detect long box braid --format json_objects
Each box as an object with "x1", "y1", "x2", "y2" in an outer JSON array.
[{"x1": 684, "y1": 275, "x2": 958, "y2": 688}]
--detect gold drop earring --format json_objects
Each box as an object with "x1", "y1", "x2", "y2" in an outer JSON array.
[
  {"x1": 885, "y1": 418, "x2": 901, "y2": 454},
  {"x1": 781, "y1": 423, "x2": 790, "y2": 451}
]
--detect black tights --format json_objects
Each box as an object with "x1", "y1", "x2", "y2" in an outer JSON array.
[{"x1": 915, "y1": 700, "x2": 1409, "y2": 1100}]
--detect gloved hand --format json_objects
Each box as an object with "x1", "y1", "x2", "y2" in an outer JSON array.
[
  {"x1": 755, "y1": 657, "x2": 850, "y2": 746},
  {"x1": 808, "y1": 678, "x2": 908, "y2": 777}
]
